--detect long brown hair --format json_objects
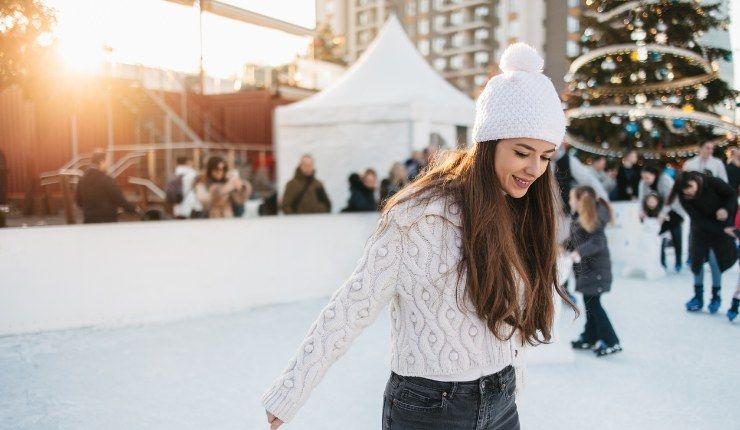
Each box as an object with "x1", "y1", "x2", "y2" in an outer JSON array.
[
  {"x1": 572, "y1": 186, "x2": 613, "y2": 233},
  {"x1": 384, "y1": 142, "x2": 575, "y2": 346}
]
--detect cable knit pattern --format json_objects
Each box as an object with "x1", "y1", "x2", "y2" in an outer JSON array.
[{"x1": 261, "y1": 195, "x2": 526, "y2": 423}]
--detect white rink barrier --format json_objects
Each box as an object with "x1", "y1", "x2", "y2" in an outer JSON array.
[
  {"x1": 0, "y1": 214, "x2": 379, "y2": 336},
  {"x1": 1, "y1": 202, "x2": 646, "y2": 337}
]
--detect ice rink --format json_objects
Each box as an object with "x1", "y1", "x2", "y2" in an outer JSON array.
[{"x1": 1, "y1": 265, "x2": 738, "y2": 430}]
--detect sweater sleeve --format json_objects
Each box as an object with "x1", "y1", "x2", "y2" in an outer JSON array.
[{"x1": 261, "y1": 215, "x2": 405, "y2": 423}]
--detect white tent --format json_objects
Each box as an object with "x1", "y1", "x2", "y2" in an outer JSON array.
[{"x1": 274, "y1": 15, "x2": 476, "y2": 212}]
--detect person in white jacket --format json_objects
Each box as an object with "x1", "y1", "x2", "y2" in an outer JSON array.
[
  {"x1": 262, "y1": 43, "x2": 576, "y2": 429},
  {"x1": 683, "y1": 141, "x2": 728, "y2": 182},
  {"x1": 172, "y1": 157, "x2": 203, "y2": 219}
]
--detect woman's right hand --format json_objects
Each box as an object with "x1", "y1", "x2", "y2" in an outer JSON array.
[{"x1": 266, "y1": 411, "x2": 284, "y2": 429}]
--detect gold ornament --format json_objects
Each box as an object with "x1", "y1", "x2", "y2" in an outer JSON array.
[{"x1": 682, "y1": 104, "x2": 695, "y2": 112}]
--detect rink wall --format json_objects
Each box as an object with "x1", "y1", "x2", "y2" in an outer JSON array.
[
  {"x1": 0, "y1": 202, "x2": 646, "y2": 336},
  {"x1": 0, "y1": 214, "x2": 380, "y2": 336}
]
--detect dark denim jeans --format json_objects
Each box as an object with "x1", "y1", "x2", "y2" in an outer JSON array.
[{"x1": 382, "y1": 365, "x2": 519, "y2": 430}]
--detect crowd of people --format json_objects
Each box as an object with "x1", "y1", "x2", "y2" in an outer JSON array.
[{"x1": 73, "y1": 139, "x2": 740, "y2": 327}]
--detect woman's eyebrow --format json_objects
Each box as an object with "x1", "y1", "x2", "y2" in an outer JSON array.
[{"x1": 515, "y1": 143, "x2": 556, "y2": 153}]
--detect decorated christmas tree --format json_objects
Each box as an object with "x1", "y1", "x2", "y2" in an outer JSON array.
[{"x1": 564, "y1": 0, "x2": 738, "y2": 161}]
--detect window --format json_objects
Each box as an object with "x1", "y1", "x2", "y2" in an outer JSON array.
[
  {"x1": 509, "y1": 20, "x2": 520, "y2": 37},
  {"x1": 418, "y1": 39, "x2": 430, "y2": 56},
  {"x1": 474, "y1": 28, "x2": 489, "y2": 43},
  {"x1": 358, "y1": 11, "x2": 370, "y2": 26},
  {"x1": 419, "y1": 0, "x2": 429, "y2": 13},
  {"x1": 405, "y1": 2, "x2": 416, "y2": 16},
  {"x1": 567, "y1": 16, "x2": 579, "y2": 33},
  {"x1": 450, "y1": 54, "x2": 464, "y2": 70},
  {"x1": 451, "y1": 33, "x2": 464, "y2": 48},
  {"x1": 434, "y1": 58, "x2": 447, "y2": 71},
  {"x1": 433, "y1": 36, "x2": 446, "y2": 53},
  {"x1": 474, "y1": 51, "x2": 489, "y2": 65},
  {"x1": 325, "y1": 1, "x2": 335, "y2": 13},
  {"x1": 474, "y1": 74, "x2": 488, "y2": 87},
  {"x1": 567, "y1": 41, "x2": 580, "y2": 57},
  {"x1": 434, "y1": 15, "x2": 446, "y2": 31},
  {"x1": 474, "y1": 6, "x2": 489, "y2": 19},
  {"x1": 359, "y1": 30, "x2": 374, "y2": 45},
  {"x1": 418, "y1": 18, "x2": 429, "y2": 35},
  {"x1": 451, "y1": 11, "x2": 464, "y2": 25}
]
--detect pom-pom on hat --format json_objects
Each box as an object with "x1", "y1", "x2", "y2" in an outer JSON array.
[{"x1": 472, "y1": 43, "x2": 566, "y2": 147}]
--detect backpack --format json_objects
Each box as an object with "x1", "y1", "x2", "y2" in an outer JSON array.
[{"x1": 165, "y1": 174, "x2": 185, "y2": 204}]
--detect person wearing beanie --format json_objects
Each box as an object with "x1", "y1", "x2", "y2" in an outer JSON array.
[{"x1": 263, "y1": 43, "x2": 574, "y2": 429}]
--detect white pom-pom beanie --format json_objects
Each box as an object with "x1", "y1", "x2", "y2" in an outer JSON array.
[{"x1": 472, "y1": 43, "x2": 566, "y2": 148}]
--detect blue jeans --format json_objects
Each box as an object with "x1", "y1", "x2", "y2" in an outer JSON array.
[
  {"x1": 382, "y1": 365, "x2": 519, "y2": 430},
  {"x1": 693, "y1": 249, "x2": 722, "y2": 287}
]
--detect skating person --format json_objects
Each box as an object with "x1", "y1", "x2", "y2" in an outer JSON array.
[
  {"x1": 565, "y1": 186, "x2": 622, "y2": 357},
  {"x1": 668, "y1": 171, "x2": 737, "y2": 313},
  {"x1": 262, "y1": 43, "x2": 575, "y2": 429},
  {"x1": 638, "y1": 165, "x2": 686, "y2": 272}
]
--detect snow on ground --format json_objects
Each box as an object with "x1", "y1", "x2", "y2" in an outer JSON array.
[{"x1": 1, "y1": 265, "x2": 738, "y2": 430}]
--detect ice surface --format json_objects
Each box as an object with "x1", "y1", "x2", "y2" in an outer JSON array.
[{"x1": 1, "y1": 265, "x2": 738, "y2": 430}]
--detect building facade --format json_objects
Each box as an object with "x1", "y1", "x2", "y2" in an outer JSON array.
[{"x1": 316, "y1": 0, "x2": 559, "y2": 96}]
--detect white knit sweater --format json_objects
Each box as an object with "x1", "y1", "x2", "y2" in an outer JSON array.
[{"x1": 261, "y1": 195, "x2": 526, "y2": 423}]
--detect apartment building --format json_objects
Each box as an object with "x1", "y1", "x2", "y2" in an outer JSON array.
[{"x1": 317, "y1": 0, "x2": 557, "y2": 95}]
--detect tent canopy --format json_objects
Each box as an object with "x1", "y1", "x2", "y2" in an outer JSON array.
[{"x1": 277, "y1": 15, "x2": 475, "y2": 126}]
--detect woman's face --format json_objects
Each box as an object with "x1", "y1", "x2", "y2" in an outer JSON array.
[
  {"x1": 646, "y1": 196, "x2": 659, "y2": 210},
  {"x1": 494, "y1": 138, "x2": 556, "y2": 198},
  {"x1": 211, "y1": 163, "x2": 226, "y2": 181},
  {"x1": 682, "y1": 180, "x2": 698, "y2": 198}
]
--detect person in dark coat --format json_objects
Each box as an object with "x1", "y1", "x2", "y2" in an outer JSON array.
[
  {"x1": 565, "y1": 185, "x2": 621, "y2": 357},
  {"x1": 341, "y1": 169, "x2": 378, "y2": 213},
  {"x1": 668, "y1": 171, "x2": 738, "y2": 313},
  {"x1": 75, "y1": 151, "x2": 138, "y2": 223},
  {"x1": 614, "y1": 150, "x2": 641, "y2": 201},
  {"x1": 281, "y1": 155, "x2": 332, "y2": 215}
]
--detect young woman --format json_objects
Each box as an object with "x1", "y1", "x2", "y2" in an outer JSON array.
[
  {"x1": 668, "y1": 171, "x2": 737, "y2": 313},
  {"x1": 262, "y1": 43, "x2": 574, "y2": 429},
  {"x1": 566, "y1": 186, "x2": 622, "y2": 357},
  {"x1": 195, "y1": 156, "x2": 250, "y2": 218}
]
